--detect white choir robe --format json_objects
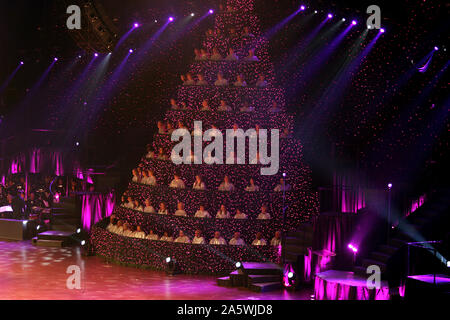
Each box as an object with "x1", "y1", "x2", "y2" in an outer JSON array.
[
  {"x1": 141, "y1": 176, "x2": 157, "y2": 186},
  {"x1": 146, "y1": 234, "x2": 159, "y2": 241},
  {"x1": 158, "y1": 210, "x2": 168, "y2": 215},
  {"x1": 245, "y1": 185, "x2": 260, "y2": 192},
  {"x1": 218, "y1": 183, "x2": 235, "y2": 192},
  {"x1": 174, "y1": 236, "x2": 191, "y2": 244},
  {"x1": 214, "y1": 79, "x2": 229, "y2": 86},
  {"x1": 160, "y1": 236, "x2": 173, "y2": 242},
  {"x1": 174, "y1": 210, "x2": 187, "y2": 217},
  {"x1": 217, "y1": 105, "x2": 232, "y2": 112},
  {"x1": 274, "y1": 184, "x2": 291, "y2": 192},
  {"x1": 229, "y1": 238, "x2": 245, "y2": 246},
  {"x1": 192, "y1": 236, "x2": 205, "y2": 245},
  {"x1": 225, "y1": 54, "x2": 239, "y2": 61},
  {"x1": 252, "y1": 239, "x2": 267, "y2": 246},
  {"x1": 216, "y1": 211, "x2": 231, "y2": 219},
  {"x1": 233, "y1": 81, "x2": 247, "y2": 87},
  {"x1": 144, "y1": 206, "x2": 156, "y2": 214},
  {"x1": 133, "y1": 231, "x2": 146, "y2": 239},
  {"x1": 256, "y1": 81, "x2": 268, "y2": 88},
  {"x1": 123, "y1": 230, "x2": 133, "y2": 237},
  {"x1": 210, "y1": 54, "x2": 223, "y2": 61},
  {"x1": 194, "y1": 210, "x2": 211, "y2": 218},
  {"x1": 234, "y1": 213, "x2": 248, "y2": 219},
  {"x1": 132, "y1": 176, "x2": 139, "y2": 183},
  {"x1": 124, "y1": 202, "x2": 134, "y2": 209},
  {"x1": 115, "y1": 227, "x2": 124, "y2": 235},
  {"x1": 271, "y1": 238, "x2": 281, "y2": 246},
  {"x1": 209, "y1": 237, "x2": 227, "y2": 245},
  {"x1": 107, "y1": 224, "x2": 116, "y2": 233},
  {"x1": 257, "y1": 212, "x2": 271, "y2": 220},
  {"x1": 135, "y1": 206, "x2": 144, "y2": 212},
  {"x1": 196, "y1": 80, "x2": 208, "y2": 86},
  {"x1": 170, "y1": 179, "x2": 186, "y2": 189},
  {"x1": 193, "y1": 182, "x2": 206, "y2": 190},
  {"x1": 240, "y1": 106, "x2": 254, "y2": 112}
]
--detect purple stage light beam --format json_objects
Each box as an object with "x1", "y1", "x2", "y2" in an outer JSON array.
[{"x1": 0, "y1": 61, "x2": 24, "y2": 94}]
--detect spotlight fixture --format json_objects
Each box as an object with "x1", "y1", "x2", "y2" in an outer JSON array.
[
  {"x1": 20, "y1": 61, "x2": 24, "y2": 65},
  {"x1": 75, "y1": 142, "x2": 80, "y2": 146},
  {"x1": 314, "y1": 10, "x2": 318, "y2": 14},
  {"x1": 388, "y1": 183, "x2": 393, "y2": 189},
  {"x1": 288, "y1": 272, "x2": 294, "y2": 279},
  {"x1": 81, "y1": 240, "x2": 86, "y2": 246},
  {"x1": 36, "y1": 225, "x2": 41, "y2": 231},
  {"x1": 191, "y1": 13, "x2": 195, "y2": 17},
  {"x1": 166, "y1": 257, "x2": 171, "y2": 263},
  {"x1": 348, "y1": 243, "x2": 358, "y2": 253},
  {"x1": 235, "y1": 262, "x2": 242, "y2": 269},
  {"x1": 76, "y1": 228, "x2": 81, "y2": 234},
  {"x1": 54, "y1": 57, "x2": 58, "y2": 61},
  {"x1": 129, "y1": 49, "x2": 134, "y2": 53},
  {"x1": 209, "y1": 9, "x2": 214, "y2": 14},
  {"x1": 282, "y1": 172, "x2": 286, "y2": 177},
  {"x1": 327, "y1": 13, "x2": 333, "y2": 19},
  {"x1": 380, "y1": 28, "x2": 385, "y2": 33},
  {"x1": 133, "y1": 22, "x2": 140, "y2": 28},
  {"x1": 342, "y1": 18, "x2": 346, "y2": 22},
  {"x1": 447, "y1": 261, "x2": 450, "y2": 268},
  {"x1": 367, "y1": 25, "x2": 372, "y2": 29},
  {"x1": 168, "y1": 16, "x2": 174, "y2": 22},
  {"x1": 154, "y1": 19, "x2": 158, "y2": 23},
  {"x1": 434, "y1": 46, "x2": 439, "y2": 51},
  {"x1": 300, "y1": 5, "x2": 305, "y2": 11},
  {"x1": 94, "y1": 53, "x2": 99, "y2": 57},
  {"x1": 352, "y1": 20, "x2": 357, "y2": 25},
  {"x1": 78, "y1": 55, "x2": 82, "y2": 58}
]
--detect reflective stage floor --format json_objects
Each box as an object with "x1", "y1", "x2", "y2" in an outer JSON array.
[{"x1": 0, "y1": 240, "x2": 311, "y2": 300}]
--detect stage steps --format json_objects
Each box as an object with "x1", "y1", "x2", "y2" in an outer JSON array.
[
  {"x1": 217, "y1": 262, "x2": 283, "y2": 293},
  {"x1": 32, "y1": 230, "x2": 76, "y2": 247},
  {"x1": 283, "y1": 223, "x2": 314, "y2": 265},
  {"x1": 50, "y1": 197, "x2": 80, "y2": 233}
]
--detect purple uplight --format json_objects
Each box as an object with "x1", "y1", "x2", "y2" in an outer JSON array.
[
  {"x1": 168, "y1": 16, "x2": 174, "y2": 22},
  {"x1": 20, "y1": 61, "x2": 24, "y2": 65},
  {"x1": 300, "y1": 5, "x2": 305, "y2": 11},
  {"x1": 54, "y1": 57, "x2": 58, "y2": 61},
  {"x1": 348, "y1": 244, "x2": 358, "y2": 253},
  {"x1": 434, "y1": 46, "x2": 439, "y2": 51},
  {"x1": 352, "y1": 20, "x2": 357, "y2": 25},
  {"x1": 129, "y1": 49, "x2": 134, "y2": 53},
  {"x1": 327, "y1": 13, "x2": 333, "y2": 19},
  {"x1": 380, "y1": 28, "x2": 385, "y2": 33},
  {"x1": 133, "y1": 22, "x2": 140, "y2": 28},
  {"x1": 388, "y1": 183, "x2": 393, "y2": 189},
  {"x1": 94, "y1": 53, "x2": 99, "y2": 57},
  {"x1": 209, "y1": 9, "x2": 214, "y2": 14}
]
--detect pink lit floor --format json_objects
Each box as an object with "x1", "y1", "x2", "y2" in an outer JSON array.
[{"x1": 0, "y1": 240, "x2": 311, "y2": 300}]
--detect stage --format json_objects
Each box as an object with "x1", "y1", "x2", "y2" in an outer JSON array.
[{"x1": 0, "y1": 240, "x2": 311, "y2": 300}]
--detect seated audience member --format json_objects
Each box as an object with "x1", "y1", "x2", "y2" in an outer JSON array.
[
  {"x1": 210, "y1": 48, "x2": 223, "y2": 61},
  {"x1": 174, "y1": 202, "x2": 187, "y2": 217},
  {"x1": 196, "y1": 74, "x2": 208, "y2": 86},
  {"x1": 134, "y1": 200, "x2": 144, "y2": 212},
  {"x1": 274, "y1": 178, "x2": 291, "y2": 192},
  {"x1": 131, "y1": 169, "x2": 140, "y2": 183},
  {"x1": 214, "y1": 73, "x2": 229, "y2": 86},
  {"x1": 257, "y1": 204, "x2": 271, "y2": 220},
  {"x1": 160, "y1": 231, "x2": 173, "y2": 242},
  {"x1": 174, "y1": 230, "x2": 191, "y2": 244},
  {"x1": 216, "y1": 204, "x2": 231, "y2": 219},
  {"x1": 217, "y1": 99, "x2": 232, "y2": 112},
  {"x1": 157, "y1": 121, "x2": 167, "y2": 134},
  {"x1": 229, "y1": 232, "x2": 245, "y2": 245},
  {"x1": 169, "y1": 173, "x2": 186, "y2": 189},
  {"x1": 200, "y1": 99, "x2": 212, "y2": 111},
  {"x1": 194, "y1": 48, "x2": 202, "y2": 60},
  {"x1": 157, "y1": 148, "x2": 169, "y2": 161},
  {"x1": 209, "y1": 231, "x2": 227, "y2": 245},
  {"x1": 114, "y1": 220, "x2": 125, "y2": 235},
  {"x1": 194, "y1": 205, "x2": 211, "y2": 218},
  {"x1": 199, "y1": 49, "x2": 209, "y2": 61},
  {"x1": 280, "y1": 128, "x2": 293, "y2": 139},
  {"x1": 255, "y1": 74, "x2": 268, "y2": 88},
  {"x1": 239, "y1": 101, "x2": 254, "y2": 112},
  {"x1": 218, "y1": 175, "x2": 235, "y2": 192},
  {"x1": 158, "y1": 202, "x2": 169, "y2": 215},
  {"x1": 242, "y1": 26, "x2": 255, "y2": 38},
  {"x1": 170, "y1": 98, "x2": 179, "y2": 110},
  {"x1": 142, "y1": 170, "x2": 157, "y2": 186},
  {"x1": 143, "y1": 199, "x2": 156, "y2": 214},
  {"x1": 225, "y1": 48, "x2": 239, "y2": 61},
  {"x1": 193, "y1": 175, "x2": 206, "y2": 190},
  {"x1": 133, "y1": 226, "x2": 146, "y2": 239},
  {"x1": 106, "y1": 215, "x2": 117, "y2": 233},
  {"x1": 122, "y1": 224, "x2": 134, "y2": 237},
  {"x1": 252, "y1": 232, "x2": 267, "y2": 246},
  {"x1": 184, "y1": 73, "x2": 196, "y2": 85},
  {"x1": 271, "y1": 231, "x2": 282, "y2": 246},
  {"x1": 245, "y1": 178, "x2": 260, "y2": 192},
  {"x1": 146, "y1": 230, "x2": 159, "y2": 241},
  {"x1": 124, "y1": 196, "x2": 135, "y2": 209},
  {"x1": 244, "y1": 49, "x2": 259, "y2": 62},
  {"x1": 269, "y1": 101, "x2": 281, "y2": 113},
  {"x1": 192, "y1": 230, "x2": 206, "y2": 244},
  {"x1": 234, "y1": 209, "x2": 248, "y2": 219},
  {"x1": 233, "y1": 74, "x2": 247, "y2": 87}
]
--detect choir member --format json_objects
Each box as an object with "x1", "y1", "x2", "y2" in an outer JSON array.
[
  {"x1": 194, "y1": 48, "x2": 202, "y2": 60},
  {"x1": 201, "y1": 99, "x2": 212, "y2": 111},
  {"x1": 166, "y1": 123, "x2": 174, "y2": 135},
  {"x1": 245, "y1": 178, "x2": 260, "y2": 192},
  {"x1": 124, "y1": 196, "x2": 134, "y2": 209},
  {"x1": 170, "y1": 98, "x2": 179, "y2": 110},
  {"x1": 242, "y1": 26, "x2": 255, "y2": 38},
  {"x1": 146, "y1": 230, "x2": 159, "y2": 241},
  {"x1": 269, "y1": 101, "x2": 281, "y2": 113},
  {"x1": 114, "y1": 220, "x2": 125, "y2": 235},
  {"x1": 255, "y1": 74, "x2": 268, "y2": 88},
  {"x1": 271, "y1": 231, "x2": 282, "y2": 246},
  {"x1": 134, "y1": 200, "x2": 144, "y2": 212},
  {"x1": 225, "y1": 48, "x2": 239, "y2": 61},
  {"x1": 252, "y1": 232, "x2": 267, "y2": 246},
  {"x1": 131, "y1": 169, "x2": 140, "y2": 183},
  {"x1": 160, "y1": 231, "x2": 173, "y2": 242},
  {"x1": 143, "y1": 199, "x2": 156, "y2": 214},
  {"x1": 174, "y1": 230, "x2": 191, "y2": 244},
  {"x1": 229, "y1": 232, "x2": 245, "y2": 245},
  {"x1": 234, "y1": 209, "x2": 248, "y2": 220},
  {"x1": 214, "y1": 73, "x2": 229, "y2": 86},
  {"x1": 218, "y1": 175, "x2": 235, "y2": 192},
  {"x1": 233, "y1": 74, "x2": 247, "y2": 87},
  {"x1": 274, "y1": 178, "x2": 291, "y2": 192},
  {"x1": 280, "y1": 128, "x2": 293, "y2": 139},
  {"x1": 106, "y1": 215, "x2": 117, "y2": 233},
  {"x1": 192, "y1": 230, "x2": 206, "y2": 245},
  {"x1": 257, "y1": 205, "x2": 271, "y2": 220},
  {"x1": 122, "y1": 224, "x2": 134, "y2": 237},
  {"x1": 185, "y1": 73, "x2": 196, "y2": 85},
  {"x1": 199, "y1": 49, "x2": 209, "y2": 60},
  {"x1": 133, "y1": 226, "x2": 146, "y2": 239},
  {"x1": 142, "y1": 170, "x2": 157, "y2": 186},
  {"x1": 169, "y1": 173, "x2": 186, "y2": 189},
  {"x1": 210, "y1": 48, "x2": 223, "y2": 61},
  {"x1": 194, "y1": 205, "x2": 211, "y2": 218},
  {"x1": 244, "y1": 49, "x2": 259, "y2": 62},
  {"x1": 157, "y1": 148, "x2": 169, "y2": 160},
  {"x1": 193, "y1": 175, "x2": 206, "y2": 190},
  {"x1": 157, "y1": 121, "x2": 167, "y2": 134},
  {"x1": 158, "y1": 202, "x2": 168, "y2": 215},
  {"x1": 174, "y1": 202, "x2": 187, "y2": 217},
  {"x1": 209, "y1": 231, "x2": 227, "y2": 245},
  {"x1": 216, "y1": 204, "x2": 231, "y2": 219},
  {"x1": 196, "y1": 74, "x2": 208, "y2": 86},
  {"x1": 239, "y1": 101, "x2": 254, "y2": 112},
  {"x1": 217, "y1": 99, "x2": 232, "y2": 112}
]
